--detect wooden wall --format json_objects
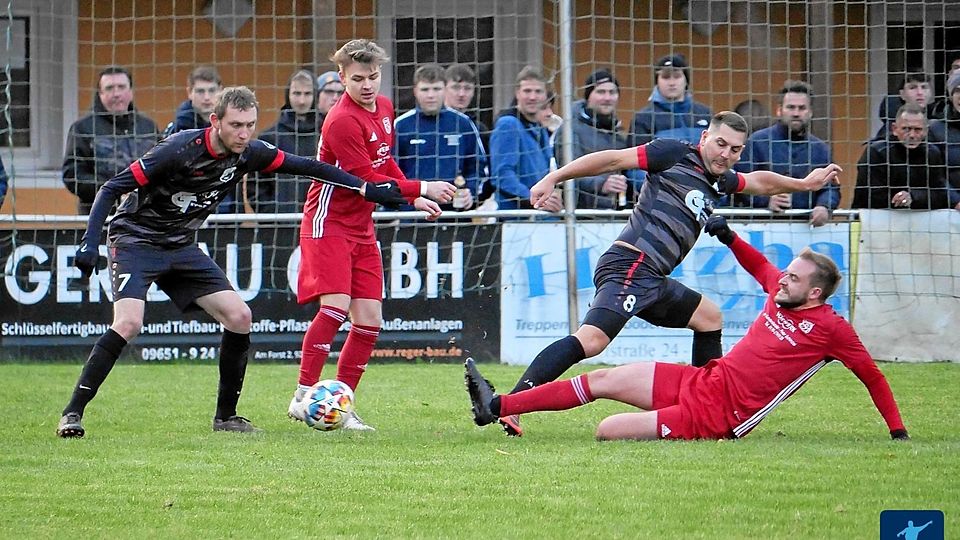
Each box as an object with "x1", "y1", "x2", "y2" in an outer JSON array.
[{"x1": 76, "y1": 0, "x2": 314, "y2": 128}]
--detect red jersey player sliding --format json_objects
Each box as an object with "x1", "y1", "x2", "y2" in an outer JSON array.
[
  {"x1": 465, "y1": 215, "x2": 910, "y2": 441},
  {"x1": 291, "y1": 39, "x2": 457, "y2": 430}
]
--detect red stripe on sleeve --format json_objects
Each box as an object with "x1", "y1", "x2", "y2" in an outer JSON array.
[
  {"x1": 635, "y1": 145, "x2": 648, "y2": 170},
  {"x1": 204, "y1": 127, "x2": 224, "y2": 157},
  {"x1": 130, "y1": 159, "x2": 149, "y2": 186},
  {"x1": 262, "y1": 150, "x2": 286, "y2": 173},
  {"x1": 736, "y1": 172, "x2": 747, "y2": 193}
]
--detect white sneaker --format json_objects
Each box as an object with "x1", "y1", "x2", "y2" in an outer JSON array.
[
  {"x1": 287, "y1": 386, "x2": 308, "y2": 422},
  {"x1": 341, "y1": 409, "x2": 376, "y2": 431}
]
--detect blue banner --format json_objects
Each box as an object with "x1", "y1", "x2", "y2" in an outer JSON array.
[{"x1": 500, "y1": 221, "x2": 851, "y2": 365}]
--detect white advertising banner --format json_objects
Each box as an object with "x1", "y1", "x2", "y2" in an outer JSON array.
[
  {"x1": 853, "y1": 210, "x2": 960, "y2": 362},
  {"x1": 500, "y1": 221, "x2": 851, "y2": 365}
]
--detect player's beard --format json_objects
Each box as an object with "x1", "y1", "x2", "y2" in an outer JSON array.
[{"x1": 775, "y1": 299, "x2": 805, "y2": 309}]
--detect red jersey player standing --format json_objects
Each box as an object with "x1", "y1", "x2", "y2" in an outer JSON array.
[
  {"x1": 465, "y1": 215, "x2": 910, "y2": 441},
  {"x1": 291, "y1": 39, "x2": 456, "y2": 430}
]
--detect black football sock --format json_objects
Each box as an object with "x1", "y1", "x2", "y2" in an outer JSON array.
[
  {"x1": 692, "y1": 329, "x2": 723, "y2": 367},
  {"x1": 63, "y1": 328, "x2": 128, "y2": 416},
  {"x1": 510, "y1": 335, "x2": 586, "y2": 393},
  {"x1": 490, "y1": 396, "x2": 502, "y2": 417},
  {"x1": 215, "y1": 330, "x2": 250, "y2": 421}
]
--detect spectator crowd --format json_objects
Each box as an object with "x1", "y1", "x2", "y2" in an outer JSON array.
[{"x1": 53, "y1": 53, "x2": 960, "y2": 218}]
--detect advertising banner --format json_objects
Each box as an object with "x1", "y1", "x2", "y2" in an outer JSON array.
[
  {"x1": 500, "y1": 221, "x2": 851, "y2": 365},
  {"x1": 0, "y1": 223, "x2": 501, "y2": 362},
  {"x1": 853, "y1": 209, "x2": 960, "y2": 362}
]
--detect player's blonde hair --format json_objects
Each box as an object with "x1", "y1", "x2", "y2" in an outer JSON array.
[
  {"x1": 331, "y1": 39, "x2": 390, "y2": 69},
  {"x1": 213, "y1": 86, "x2": 259, "y2": 118},
  {"x1": 798, "y1": 247, "x2": 842, "y2": 302}
]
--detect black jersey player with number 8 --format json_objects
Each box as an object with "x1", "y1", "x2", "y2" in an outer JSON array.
[{"x1": 493, "y1": 111, "x2": 842, "y2": 437}]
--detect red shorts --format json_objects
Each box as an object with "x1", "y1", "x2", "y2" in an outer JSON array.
[
  {"x1": 651, "y1": 362, "x2": 734, "y2": 440},
  {"x1": 297, "y1": 237, "x2": 383, "y2": 303}
]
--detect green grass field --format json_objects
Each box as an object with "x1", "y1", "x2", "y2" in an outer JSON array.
[{"x1": 2, "y1": 361, "x2": 957, "y2": 539}]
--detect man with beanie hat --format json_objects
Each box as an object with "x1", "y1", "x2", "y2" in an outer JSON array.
[
  {"x1": 630, "y1": 54, "x2": 712, "y2": 146},
  {"x1": 928, "y1": 69, "x2": 960, "y2": 209},
  {"x1": 315, "y1": 70, "x2": 344, "y2": 131},
  {"x1": 927, "y1": 54, "x2": 960, "y2": 121},
  {"x1": 556, "y1": 68, "x2": 646, "y2": 209}
]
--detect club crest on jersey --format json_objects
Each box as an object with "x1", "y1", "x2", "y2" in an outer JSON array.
[
  {"x1": 171, "y1": 191, "x2": 198, "y2": 213},
  {"x1": 219, "y1": 166, "x2": 237, "y2": 183},
  {"x1": 382, "y1": 117, "x2": 392, "y2": 134},
  {"x1": 798, "y1": 320, "x2": 815, "y2": 334}
]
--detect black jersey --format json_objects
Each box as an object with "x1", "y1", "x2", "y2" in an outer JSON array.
[
  {"x1": 615, "y1": 138, "x2": 745, "y2": 275},
  {"x1": 86, "y1": 128, "x2": 366, "y2": 248}
]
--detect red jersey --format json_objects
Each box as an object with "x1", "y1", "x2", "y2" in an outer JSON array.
[
  {"x1": 703, "y1": 236, "x2": 906, "y2": 438},
  {"x1": 301, "y1": 94, "x2": 420, "y2": 243}
]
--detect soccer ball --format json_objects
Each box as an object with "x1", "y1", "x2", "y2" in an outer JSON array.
[{"x1": 300, "y1": 380, "x2": 355, "y2": 431}]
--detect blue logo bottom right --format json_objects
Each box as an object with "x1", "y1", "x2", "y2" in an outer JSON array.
[{"x1": 880, "y1": 510, "x2": 944, "y2": 540}]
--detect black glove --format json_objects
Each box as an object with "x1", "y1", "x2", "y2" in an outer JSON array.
[
  {"x1": 704, "y1": 215, "x2": 736, "y2": 245},
  {"x1": 74, "y1": 239, "x2": 100, "y2": 279},
  {"x1": 890, "y1": 429, "x2": 910, "y2": 441},
  {"x1": 362, "y1": 180, "x2": 408, "y2": 208}
]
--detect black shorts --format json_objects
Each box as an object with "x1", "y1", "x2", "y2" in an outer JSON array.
[
  {"x1": 107, "y1": 243, "x2": 234, "y2": 312},
  {"x1": 586, "y1": 245, "x2": 702, "y2": 331}
]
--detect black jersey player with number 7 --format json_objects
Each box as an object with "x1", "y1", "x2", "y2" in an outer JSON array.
[{"x1": 56, "y1": 86, "x2": 407, "y2": 438}]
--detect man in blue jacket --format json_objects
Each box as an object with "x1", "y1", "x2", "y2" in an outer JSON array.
[
  {"x1": 489, "y1": 66, "x2": 562, "y2": 211},
  {"x1": 394, "y1": 63, "x2": 486, "y2": 211},
  {"x1": 162, "y1": 66, "x2": 221, "y2": 138},
  {"x1": 630, "y1": 54, "x2": 712, "y2": 146},
  {"x1": 733, "y1": 80, "x2": 838, "y2": 226}
]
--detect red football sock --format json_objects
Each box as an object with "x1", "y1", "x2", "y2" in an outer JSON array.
[
  {"x1": 499, "y1": 374, "x2": 594, "y2": 416},
  {"x1": 336, "y1": 324, "x2": 379, "y2": 391},
  {"x1": 298, "y1": 305, "x2": 347, "y2": 386}
]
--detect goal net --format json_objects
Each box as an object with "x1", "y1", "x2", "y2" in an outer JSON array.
[{"x1": 0, "y1": 1, "x2": 957, "y2": 362}]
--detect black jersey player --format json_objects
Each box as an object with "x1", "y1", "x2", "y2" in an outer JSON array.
[
  {"x1": 56, "y1": 86, "x2": 406, "y2": 438},
  {"x1": 496, "y1": 111, "x2": 841, "y2": 436}
]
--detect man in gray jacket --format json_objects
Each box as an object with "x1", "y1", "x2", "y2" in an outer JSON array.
[
  {"x1": 557, "y1": 69, "x2": 644, "y2": 209},
  {"x1": 62, "y1": 66, "x2": 159, "y2": 214}
]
